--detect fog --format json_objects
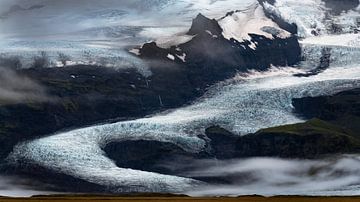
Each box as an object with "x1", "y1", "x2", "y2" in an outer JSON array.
[
  {"x1": 183, "y1": 155, "x2": 360, "y2": 196},
  {"x1": 0, "y1": 175, "x2": 59, "y2": 197}
]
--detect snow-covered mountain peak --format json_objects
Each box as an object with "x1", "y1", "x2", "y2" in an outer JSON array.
[{"x1": 218, "y1": 3, "x2": 291, "y2": 42}]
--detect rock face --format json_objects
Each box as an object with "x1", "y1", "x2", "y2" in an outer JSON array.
[
  {"x1": 206, "y1": 119, "x2": 360, "y2": 159},
  {"x1": 104, "y1": 140, "x2": 207, "y2": 175},
  {"x1": 188, "y1": 13, "x2": 223, "y2": 36},
  {"x1": 292, "y1": 88, "x2": 360, "y2": 138}
]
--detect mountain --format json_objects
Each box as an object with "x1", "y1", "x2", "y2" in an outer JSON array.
[{"x1": 136, "y1": 4, "x2": 301, "y2": 87}]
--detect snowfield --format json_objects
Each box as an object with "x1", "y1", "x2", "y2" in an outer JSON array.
[{"x1": 219, "y1": 3, "x2": 291, "y2": 43}]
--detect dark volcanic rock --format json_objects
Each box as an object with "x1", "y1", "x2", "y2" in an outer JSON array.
[
  {"x1": 206, "y1": 119, "x2": 360, "y2": 159},
  {"x1": 188, "y1": 13, "x2": 223, "y2": 36},
  {"x1": 292, "y1": 88, "x2": 360, "y2": 138},
  {"x1": 104, "y1": 140, "x2": 208, "y2": 175}
]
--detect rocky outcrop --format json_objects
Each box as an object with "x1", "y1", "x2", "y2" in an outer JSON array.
[
  {"x1": 188, "y1": 13, "x2": 223, "y2": 36},
  {"x1": 292, "y1": 88, "x2": 360, "y2": 138},
  {"x1": 104, "y1": 140, "x2": 207, "y2": 175},
  {"x1": 206, "y1": 119, "x2": 360, "y2": 159}
]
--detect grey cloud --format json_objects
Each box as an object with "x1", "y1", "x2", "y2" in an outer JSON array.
[{"x1": 180, "y1": 156, "x2": 360, "y2": 196}]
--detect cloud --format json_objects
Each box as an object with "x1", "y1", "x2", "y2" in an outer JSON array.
[
  {"x1": 165, "y1": 155, "x2": 360, "y2": 196},
  {"x1": 0, "y1": 175, "x2": 60, "y2": 197},
  {"x1": 0, "y1": 0, "x2": 257, "y2": 41},
  {"x1": 0, "y1": 67, "x2": 52, "y2": 105}
]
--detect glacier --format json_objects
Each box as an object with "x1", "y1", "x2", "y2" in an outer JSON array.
[{"x1": 7, "y1": 62, "x2": 360, "y2": 194}]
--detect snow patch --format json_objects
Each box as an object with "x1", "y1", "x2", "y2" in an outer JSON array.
[
  {"x1": 176, "y1": 53, "x2": 186, "y2": 62},
  {"x1": 206, "y1": 30, "x2": 218, "y2": 38},
  {"x1": 167, "y1": 53, "x2": 175, "y2": 61},
  {"x1": 129, "y1": 48, "x2": 141, "y2": 56}
]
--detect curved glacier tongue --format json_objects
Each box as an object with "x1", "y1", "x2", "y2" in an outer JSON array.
[{"x1": 6, "y1": 61, "x2": 360, "y2": 194}]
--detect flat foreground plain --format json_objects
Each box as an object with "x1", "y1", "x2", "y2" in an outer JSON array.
[{"x1": 1, "y1": 196, "x2": 360, "y2": 202}]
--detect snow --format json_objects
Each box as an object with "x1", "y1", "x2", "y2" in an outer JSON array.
[
  {"x1": 219, "y1": 3, "x2": 291, "y2": 43},
  {"x1": 249, "y1": 41, "x2": 257, "y2": 50},
  {"x1": 167, "y1": 53, "x2": 175, "y2": 60},
  {"x1": 176, "y1": 53, "x2": 186, "y2": 62},
  {"x1": 206, "y1": 30, "x2": 218, "y2": 38},
  {"x1": 129, "y1": 48, "x2": 141, "y2": 56}
]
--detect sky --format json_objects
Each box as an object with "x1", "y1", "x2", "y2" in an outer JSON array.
[{"x1": 0, "y1": 0, "x2": 257, "y2": 42}]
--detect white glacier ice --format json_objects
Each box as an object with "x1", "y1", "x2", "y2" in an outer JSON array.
[{"x1": 300, "y1": 34, "x2": 360, "y2": 68}]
